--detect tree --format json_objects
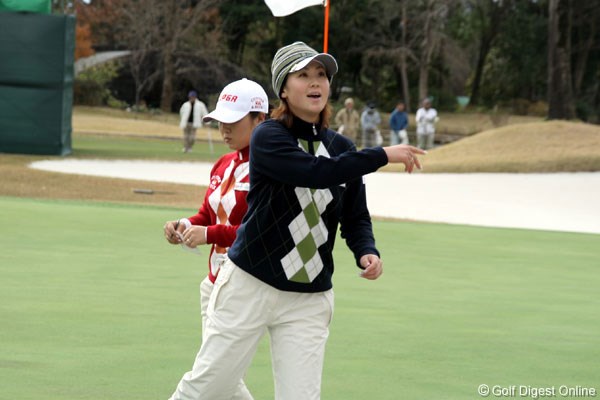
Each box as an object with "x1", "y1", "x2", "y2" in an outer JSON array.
[
  {"x1": 569, "y1": 1, "x2": 600, "y2": 122},
  {"x1": 399, "y1": 2, "x2": 411, "y2": 111},
  {"x1": 75, "y1": 23, "x2": 95, "y2": 61},
  {"x1": 547, "y1": 0, "x2": 575, "y2": 119},
  {"x1": 120, "y1": 0, "x2": 220, "y2": 111},
  {"x1": 466, "y1": 0, "x2": 511, "y2": 106},
  {"x1": 78, "y1": 0, "x2": 599, "y2": 122},
  {"x1": 75, "y1": 0, "x2": 127, "y2": 50}
]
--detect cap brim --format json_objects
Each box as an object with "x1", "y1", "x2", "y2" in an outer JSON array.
[
  {"x1": 202, "y1": 108, "x2": 248, "y2": 124},
  {"x1": 289, "y1": 53, "x2": 338, "y2": 78}
]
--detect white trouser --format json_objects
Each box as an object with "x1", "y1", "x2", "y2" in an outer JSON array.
[
  {"x1": 390, "y1": 129, "x2": 409, "y2": 145},
  {"x1": 169, "y1": 260, "x2": 334, "y2": 400},
  {"x1": 417, "y1": 132, "x2": 434, "y2": 149},
  {"x1": 170, "y1": 276, "x2": 253, "y2": 400}
]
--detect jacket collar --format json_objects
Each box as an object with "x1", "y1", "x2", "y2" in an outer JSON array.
[
  {"x1": 290, "y1": 116, "x2": 324, "y2": 141},
  {"x1": 238, "y1": 146, "x2": 250, "y2": 161}
]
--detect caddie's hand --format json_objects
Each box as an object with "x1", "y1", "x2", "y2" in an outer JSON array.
[
  {"x1": 383, "y1": 144, "x2": 426, "y2": 173},
  {"x1": 164, "y1": 220, "x2": 183, "y2": 244},
  {"x1": 359, "y1": 254, "x2": 383, "y2": 280},
  {"x1": 182, "y1": 226, "x2": 207, "y2": 248}
]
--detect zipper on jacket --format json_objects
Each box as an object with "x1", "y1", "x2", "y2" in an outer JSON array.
[{"x1": 312, "y1": 123, "x2": 318, "y2": 136}]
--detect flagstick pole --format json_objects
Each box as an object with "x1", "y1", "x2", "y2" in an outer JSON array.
[{"x1": 323, "y1": 0, "x2": 330, "y2": 53}]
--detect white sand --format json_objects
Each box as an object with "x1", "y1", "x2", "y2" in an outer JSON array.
[{"x1": 30, "y1": 159, "x2": 600, "y2": 234}]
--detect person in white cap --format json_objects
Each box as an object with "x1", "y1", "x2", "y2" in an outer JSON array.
[
  {"x1": 165, "y1": 42, "x2": 425, "y2": 400},
  {"x1": 164, "y1": 78, "x2": 269, "y2": 400}
]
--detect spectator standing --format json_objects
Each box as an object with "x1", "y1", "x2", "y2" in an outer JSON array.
[
  {"x1": 334, "y1": 97, "x2": 360, "y2": 144},
  {"x1": 415, "y1": 98, "x2": 438, "y2": 150},
  {"x1": 179, "y1": 90, "x2": 208, "y2": 153},
  {"x1": 389, "y1": 102, "x2": 409, "y2": 145},
  {"x1": 360, "y1": 102, "x2": 382, "y2": 147}
]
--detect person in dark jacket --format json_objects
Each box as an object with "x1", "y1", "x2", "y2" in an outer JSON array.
[
  {"x1": 390, "y1": 101, "x2": 409, "y2": 145},
  {"x1": 167, "y1": 41, "x2": 425, "y2": 400}
]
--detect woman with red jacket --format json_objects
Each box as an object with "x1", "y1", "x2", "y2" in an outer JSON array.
[{"x1": 163, "y1": 78, "x2": 268, "y2": 400}]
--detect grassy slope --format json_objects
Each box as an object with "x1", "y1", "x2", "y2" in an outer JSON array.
[
  {"x1": 384, "y1": 120, "x2": 600, "y2": 173},
  {"x1": 73, "y1": 106, "x2": 216, "y2": 140},
  {"x1": 1, "y1": 197, "x2": 598, "y2": 399},
  {"x1": 409, "y1": 111, "x2": 543, "y2": 136}
]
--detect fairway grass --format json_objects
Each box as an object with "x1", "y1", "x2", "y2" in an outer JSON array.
[
  {"x1": 1, "y1": 197, "x2": 599, "y2": 399},
  {"x1": 73, "y1": 133, "x2": 229, "y2": 161}
]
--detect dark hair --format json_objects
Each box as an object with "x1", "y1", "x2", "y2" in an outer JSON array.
[
  {"x1": 271, "y1": 99, "x2": 332, "y2": 129},
  {"x1": 249, "y1": 111, "x2": 266, "y2": 120}
]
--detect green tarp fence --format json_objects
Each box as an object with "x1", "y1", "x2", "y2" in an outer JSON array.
[
  {"x1": 0, "y1": 0, "x2": 51, "y2": 14},
  {"x1": 0, "y1": 11, "x2": 74, "y2": 155}
]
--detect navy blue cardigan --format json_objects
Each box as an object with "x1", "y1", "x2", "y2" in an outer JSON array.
[{"x1": 228, "y1": 117, "x2": 388, "y2": 292}]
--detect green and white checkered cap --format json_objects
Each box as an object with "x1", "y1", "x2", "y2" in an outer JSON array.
[{"x1": 271, "y1": 41, "x2": 338, "y2": 98}]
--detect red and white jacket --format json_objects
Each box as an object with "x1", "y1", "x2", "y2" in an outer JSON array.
[{"x1": 184, "y1": 147, "x2": 250, "y2": 283}]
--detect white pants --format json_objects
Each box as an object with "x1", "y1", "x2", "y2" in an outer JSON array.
[
  {"x1": 170, "y1": 276, "x2": 253, "y2": 400},
  {"x1": 390, "y1": 129, "x2": 409, "y2": 145},
  {"x1": 417, "y1": 132, "x2": 434, "y2": 150},
  {"x1": 169, "y1": 260, "x2": 334, "y2": 400}
]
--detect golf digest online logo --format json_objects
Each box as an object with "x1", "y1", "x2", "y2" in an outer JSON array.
[{"x1": 478, "y1": 384, "x2": 597, "y2": 398}]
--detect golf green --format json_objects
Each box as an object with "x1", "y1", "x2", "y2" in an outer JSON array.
[{"x1": 1, "y1": 197, "x2": 598, "y2": 399}]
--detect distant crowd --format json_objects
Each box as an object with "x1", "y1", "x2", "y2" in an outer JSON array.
[
  {"x1": 333, "y1": 97, "x2": 439, "y2": 150},
  {"x1": 178, "y1": 90, "x2": 439, "y2": 154}
]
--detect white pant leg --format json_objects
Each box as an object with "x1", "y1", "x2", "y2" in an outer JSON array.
[
  {"x1": 199, "y1": 277, "x2": 254, "y2": 400},
  {"x1": 170, "y1": 262, "x2": 270, "y2": 400},
  {"x1": 199, "y1": 276, "x2": 212, "y2": 334},
  {"x1": 417, "y1": 133, "x2": 427, "y2": 149},
  {"x1": 426, "y1": 132, "x2": 435, "y2": 149},
  {"x1": 269, "y1": 289, "x2": 334, "y2": 400}
]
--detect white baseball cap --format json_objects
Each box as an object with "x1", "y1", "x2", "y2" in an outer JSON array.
[{"x1": 203, "y1": 78, "x2": 269, "y2": 124}]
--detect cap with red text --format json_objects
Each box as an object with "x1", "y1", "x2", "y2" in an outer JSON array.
[{"x1": 203, "y1": 78, "x2": 269, "y2": 123}]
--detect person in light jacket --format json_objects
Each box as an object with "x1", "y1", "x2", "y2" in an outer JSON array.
[
  {"x1": 334, "y1": 97, "x2": 360, "y2": 144},
  {"x1": 415, "y1": 98, "x2": 438, "y2": 150},
  {"x1": 179, "y1": 90, "x2": 208, "y2": 153},
  {"x1": 360, "y1": 102, "x2": 382, "y2": 147}
]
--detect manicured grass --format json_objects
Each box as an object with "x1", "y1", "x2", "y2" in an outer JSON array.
[
  {"x1": 1, "y1": 197, "x2": 598, "y2": 399},
  {"x1": 73, "y1": 133, "x2": 228, "y2": 161},
  {"x1": 73, "y1": 106, "x2": 218, "y2": 141}
]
